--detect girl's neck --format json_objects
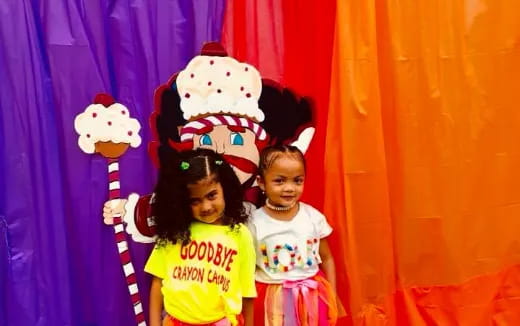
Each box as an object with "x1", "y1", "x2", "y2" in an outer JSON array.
[{"x1": 263, "y1": 201, "x2": 300, "y2": 221}]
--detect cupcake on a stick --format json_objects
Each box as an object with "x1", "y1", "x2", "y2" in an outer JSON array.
[{"x1": 74, "y1": 94, "x2": 146, "y2": 326}]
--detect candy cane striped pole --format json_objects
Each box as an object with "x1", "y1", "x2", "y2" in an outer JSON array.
[{"x1": 108, "y1": 158, "x2": 147, "y2": 326}]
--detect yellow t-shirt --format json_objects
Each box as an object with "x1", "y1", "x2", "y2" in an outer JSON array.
[{"x1": 145, "y1": 222, "x2": 257, "y2": 324}]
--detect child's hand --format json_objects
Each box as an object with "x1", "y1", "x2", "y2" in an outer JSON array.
[{"x1": 102, "y1": 199, "x2": 127, "y2": 224}]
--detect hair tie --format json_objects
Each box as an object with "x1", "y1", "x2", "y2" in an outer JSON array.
[{"x1": 180, "y1": 161, "x2": 190, "y2": 170}]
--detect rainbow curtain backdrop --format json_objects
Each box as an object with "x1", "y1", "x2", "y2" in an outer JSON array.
[{"x1": 1, "y1": 1, "x2": 520, "y2": 325}]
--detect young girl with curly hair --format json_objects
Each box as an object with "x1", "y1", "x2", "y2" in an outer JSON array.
[{"x1": 145, "y1": 148, "x2": 256, "y2": 326}]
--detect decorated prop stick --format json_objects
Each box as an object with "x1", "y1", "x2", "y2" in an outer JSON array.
[{"x1": 74, "y1": 94, "x2": 146, "y2": 326}]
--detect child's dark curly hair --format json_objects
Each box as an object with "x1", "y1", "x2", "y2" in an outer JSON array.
[{"x1": 153, "y1": 148, "x2": 248, "y2": 246}]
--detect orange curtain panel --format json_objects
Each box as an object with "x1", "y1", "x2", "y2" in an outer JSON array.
[
  {"x1": 325, "y1": 0, "x2": 396, "y2": 323},
  {"x1": 326, "y1": 0, "x2": 520, "y2": 324}
]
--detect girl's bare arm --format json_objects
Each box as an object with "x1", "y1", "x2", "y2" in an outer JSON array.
[
  {"x1": 319, "y1": 238, "x2": 337, "y2": 292},
  {"x1": 149, "y1": 276, "x2": 164, "y2": 326}
]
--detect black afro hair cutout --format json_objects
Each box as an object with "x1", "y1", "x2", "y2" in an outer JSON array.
[{"x1": 259, "y1": 81, "x2": 313, "y2": 145}]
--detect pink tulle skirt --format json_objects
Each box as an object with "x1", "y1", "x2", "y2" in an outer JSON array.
[{"x1": 254, "y1": 272, "x2": 343, "y2": 326}]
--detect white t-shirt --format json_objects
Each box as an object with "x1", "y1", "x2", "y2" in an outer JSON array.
[{"x1": 249, "y1": 202, "x2": 333, "y2": 284}]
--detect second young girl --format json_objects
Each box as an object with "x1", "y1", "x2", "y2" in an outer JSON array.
[
  {"x1": 145, "y1": 148, "x2": 256, "y2": 326},
  {"x1": 250, "y1": 144, "x2": 342, "y2": 326}
]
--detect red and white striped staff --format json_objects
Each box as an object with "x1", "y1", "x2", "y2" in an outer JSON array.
[
  {"x1": 108, "y1": 158, "x2": 146, "y2": 326},
  {"x1": 74, "y1": 93, "x2": 146, "y2": 326}
]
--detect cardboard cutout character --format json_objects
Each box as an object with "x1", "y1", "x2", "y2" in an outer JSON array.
[{"x1": 103, "y1": 43, "x2": 315, "y2": 243}]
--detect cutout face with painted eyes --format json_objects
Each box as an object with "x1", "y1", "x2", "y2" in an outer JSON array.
[{"x1": 192, "y1": 125, "x2": 259, "y2": 184}]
